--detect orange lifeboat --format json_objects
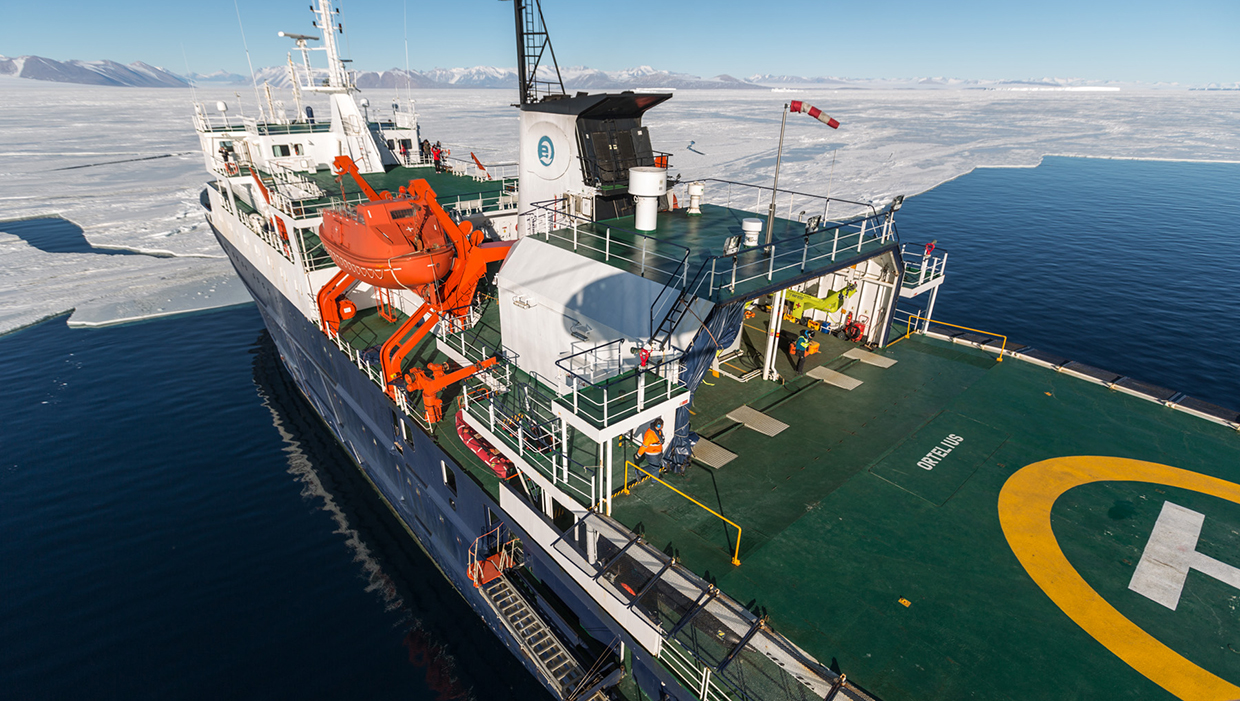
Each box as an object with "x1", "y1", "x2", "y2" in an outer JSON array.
[{"x1": 318, "y1": 182, "x2": 468, "y2": 290}]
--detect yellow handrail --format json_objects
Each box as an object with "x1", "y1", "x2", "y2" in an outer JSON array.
[
  {"x1": 623, "y1": 461, "x2": 743, "y2": 566},
  {"x1": 904, "y1": 314, "x2": 1005, "y2": 361}
]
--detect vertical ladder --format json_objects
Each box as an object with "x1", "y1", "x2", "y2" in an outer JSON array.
[{"x1": 482, "y1": 574, "x2": 585, "y2": 697}]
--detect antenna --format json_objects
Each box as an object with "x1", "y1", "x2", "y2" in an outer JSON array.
[
  {"x1": 308, "y1": 0, "x2": 352, "y2": 92},
  {"x1": 232, "y1": 0, "x2": 265, "y2": 120},
  {"x1": 286, "y1": 53, "x2": 304, "y2": 120},
  {"x1": 511, "y1": 0, "x2": 565, "y2": 105}
]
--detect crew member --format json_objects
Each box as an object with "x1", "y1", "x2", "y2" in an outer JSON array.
[
  {"x1": 432, "y1": 141, "x2": 444, "y2": 172},
  {"x1": 636, "y1": 418, "x2": 665, "y2": 470},
  {"x1": 794, "y1": 328, "x2": 815, "y2": 374}
]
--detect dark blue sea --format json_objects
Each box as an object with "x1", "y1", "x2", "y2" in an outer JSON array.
[
  {"x1": 897, "y1": 156, "x2": 1240, "y2": 411},
  {"x1": 1, "y1": 156, "x2": 1237, "y2": 699}
]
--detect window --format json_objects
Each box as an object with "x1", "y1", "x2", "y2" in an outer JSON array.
[
  {"x1": 442, "y1": 460, "x2": 457, "y2": 496},
  {"x1": 292, "y1": 144, "x2": 303, "y2": 156},
  {"x1": 272, "y1": 144, "x2": 291, "y2": 157}
]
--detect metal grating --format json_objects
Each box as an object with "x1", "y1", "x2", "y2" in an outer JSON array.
[
  {"x1": 807, "y1": 366, "x2": 863, "y2": 390},
  {"x1": 693, "y1": 438, "x2": 739, "y2": 469},
  {"x1": 843, "y1": 347, "x2": 897, "y2": 368},
  {"x1": 726, "y1": 406, "x2": 790, "y2": 437}
]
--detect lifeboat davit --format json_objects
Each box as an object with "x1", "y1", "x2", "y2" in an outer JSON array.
[{"x1": 318, "y1": 178, "x2": 471, "y2": 291}]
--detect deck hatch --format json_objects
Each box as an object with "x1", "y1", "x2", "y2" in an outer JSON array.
[
  {"x1": 726, "y1": 406, "x2": 790, "y2": 437},
  {"x1": 692, "y1": 437, "x2": 738, "y2": 469}
]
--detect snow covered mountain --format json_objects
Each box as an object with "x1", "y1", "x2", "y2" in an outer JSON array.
[
  {"x1": 0, "y1": 55, "x2": 187, "y2": 87},
  {"x1": 232, "y1": 63, "x2": 765, "y2": 91}
]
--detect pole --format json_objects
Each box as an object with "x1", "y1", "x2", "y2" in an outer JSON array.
[
  {"x1": 762, "y1": 288, "x2": 786, "y2": 381},
  {"x1": 765, "y1": 104, "x2": 789, "y2": 248}
]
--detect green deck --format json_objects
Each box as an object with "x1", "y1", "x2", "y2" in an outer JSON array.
[
  {"x1": 539, "y1": 204, "x2": 895, "y2": 305},
  {"x1": 331, "y1": 203, "x2": 1240, "y2": 700},
  {"x1": 305, "y1": 164, "x2": 513, "y2": 210},
  {"x1": 606, "y1": 328, "x2": 1240, "y2": 701}
]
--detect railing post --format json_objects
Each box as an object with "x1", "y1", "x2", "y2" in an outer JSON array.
[
  {"x1": 605, "y1": 228, "x2": 611, "y2": 261},
  {"x1": 857, "y1": 219, "x2": 866, "y2": 252},
  {"x1": 801, "y1": 237, "x2": 809, "y2": 271},
  {"x1": 767, "y1": 244, "x2": 775, "y2": 281},
  {"x1": 640, "y1": 240, "x2": 647, "y2": 278},
  {"x1": 637, "y1": 371, "x2": 646, "y2": 412},
  {"x1": 832, "y1": 227, "x2": 839, "y2": 260},
  {"x1": 709, "y1": 258, "x2": 716, "y2": 295},
  {"x1": 603, "y1": 387, "x2": 609, "y2": 426},
  {"x1": 573, "y1": 220, "x2": 578, "y2": 251}
]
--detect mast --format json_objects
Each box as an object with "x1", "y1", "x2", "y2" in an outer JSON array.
[
  {"x1": 310, "y1": 0, "x2": 352, "y2": 93},
  {"x1": 512, "y1": 0, "x2": 565, "y2": 105}
]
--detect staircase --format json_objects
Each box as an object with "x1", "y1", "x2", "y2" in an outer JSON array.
[{"x1": 482, "y1": 574, "x2": 587, "y2": 697}]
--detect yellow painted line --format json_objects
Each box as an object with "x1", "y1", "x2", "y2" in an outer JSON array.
[{"x1": 999, "y1": 457, "x2": 1240, "y2": 701}]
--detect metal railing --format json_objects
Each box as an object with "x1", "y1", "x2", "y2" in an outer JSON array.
[
  {"x1": 555, "y1": 341, "x2": 687, "y2": 429},
  {"x1": 467, "y1": 523, "x2": 522, "y2": 587},
  {"x1": 557, "y1": 512, "x2": 839, "y2": 701},
  {"x1": 522, "y1": 198, "x2": 691, "y2": 287},
  {"x1": 681, "y1": 208, "x2": 898, "y2": 305},
  {"x1": 902, "y1": 315, "x2": 1006, "y2": 360},
  {"x1": 660, "y1": 638, "x2": 734, "y2": 701},
  {"x1": 623, "y1": 461, "x2": 742, "y2": 566},
  {"x1": 899, "y1": 243, "x2": 948, "y2": 289},
  {"x1": 461, "y1": 384, "x2": 601, "y2": 507},
  {"x1": 697, "y1": 178, "x2": 878, "y2": 227}
]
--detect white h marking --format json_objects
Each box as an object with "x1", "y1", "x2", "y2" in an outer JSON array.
[{"x1": 1129, "y1": 501, "x2": 1240, "y2": 610}]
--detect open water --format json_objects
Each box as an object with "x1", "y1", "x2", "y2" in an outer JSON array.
[{"x1": 1, "y1": 156, "x2": 1237, "y2": 699}]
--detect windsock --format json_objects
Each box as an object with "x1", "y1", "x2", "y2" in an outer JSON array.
[
  {"x1": 470, "y1": 152, "x2": 490, "y2": 179},
  {"x1": 789, "y1": 101, "x2": 840, "y2": 129}
]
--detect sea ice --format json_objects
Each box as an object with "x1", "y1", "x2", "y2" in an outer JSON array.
[{"x1": 1, "y1": 79, "x2": 1237, "y2": 335}]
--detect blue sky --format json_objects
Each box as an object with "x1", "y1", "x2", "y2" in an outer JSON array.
[{"x1": 2, "y1": 0, "x2": 1236, "y2": 83}]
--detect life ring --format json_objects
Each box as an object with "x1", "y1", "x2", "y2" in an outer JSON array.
[{"x1": 225, "y1": 162, "x2": 239, "y2": 176}]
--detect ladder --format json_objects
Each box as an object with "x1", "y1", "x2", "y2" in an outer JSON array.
[
  {"x1": 651, "y1": 287, "x2": 695, "y2": 351},
  {"x1": 482, "y1": 575, "x2": 586, "y2": 697}
]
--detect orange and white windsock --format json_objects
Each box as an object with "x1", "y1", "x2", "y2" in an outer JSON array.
[{"x1": 789, "y1": 100, "x2": 840, "y2": 129}]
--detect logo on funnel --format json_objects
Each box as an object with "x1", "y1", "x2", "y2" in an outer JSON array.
[{"x1": 538, "y1": 136, "x2": 555, "y2": 167}]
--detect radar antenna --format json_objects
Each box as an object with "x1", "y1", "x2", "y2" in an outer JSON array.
[{"x1": 511, "y1": 0, "x2": 565, "y2": 105}]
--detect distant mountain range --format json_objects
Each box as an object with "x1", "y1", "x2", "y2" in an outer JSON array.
[
  {"x1": 4, "y1": 54, "x2": 1232, "y2": 91},
  {"x1": 0, "y1": 55, "x2": 187, "y2": 87}
]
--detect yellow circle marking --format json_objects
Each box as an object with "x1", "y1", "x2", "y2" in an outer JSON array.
[{"x1": 998, "y1": 456, "x2": 1240, "y2": 701}]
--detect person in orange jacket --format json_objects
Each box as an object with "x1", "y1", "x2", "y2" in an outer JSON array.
[{"x1": 636, "y1": 418, "x2": 665, "y2": 470}]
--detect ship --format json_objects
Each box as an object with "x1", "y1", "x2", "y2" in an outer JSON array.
[{"x1": 195, "y1": 3, "x2": 1240, "y2": 700}]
